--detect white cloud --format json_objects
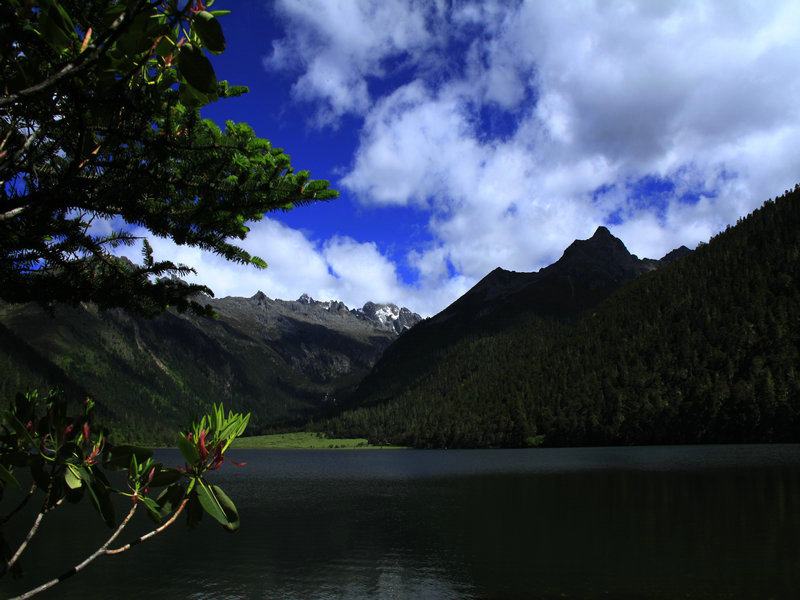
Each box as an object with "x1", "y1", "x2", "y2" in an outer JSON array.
[
  {"x1": 265, "y1": 0, "x2": 439, "y2": 125},
  {"x1": 115, "y1": 218, "x2": 460, "y2": 317},
  {"x1": 253, "y1": 0, "x2": 800, "y2": 315},
  {"x1": 341, "y1": 81, "x2": 482, "y2": 206}
]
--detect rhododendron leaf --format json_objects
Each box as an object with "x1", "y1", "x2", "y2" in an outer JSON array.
[
  {"x1": 141, "y1": 496, "x2": 161, "y2": 522},
  {"x1": 156, "y1": 482, "x2": 186, "y2": 522},
  {"x1": 102, "y1": 444, "x2": 153, "y2": 470},
  {"x1": 196, "y1": 480, "x2": 239, "y2": 531},
  {"x1": 193, "y1": 11, "x2": 225, "y2": 54},
  {"x1": 65, "y1": 464, "x2": 81, "y2": 490},
  {"x1": 0, "y1": 463, "x2": 20, "y2": 489},
  {"x1": 149, "y1": 466, "x2": 182, "y2": 488},
  {"x1": 86, "y1": 478, "x2": 115, "y2": 528},
  {"x1": 178, "y1": 45, "x2": 218, "y2": 94},
  {"x1": 186, "y1": 491, "x2": 203, "y2": 530},
  {"x1": 177, "y1": 434, "x2": 200, "y2": 465}
]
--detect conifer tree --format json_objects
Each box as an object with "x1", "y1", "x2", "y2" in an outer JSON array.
[{"x1": 0, "y1": 0, "x2": 337, "y2": 317}]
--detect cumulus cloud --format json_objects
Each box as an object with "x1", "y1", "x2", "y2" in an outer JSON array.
[
  {"x1": 193, "y1": 0, "x2": 800, "y2": 316},
  {"x1": 265, "y1": 0, "x2": 439, "y2": 125},
  {"x1": 115, "y1": 218, "x2": 459, "y2": 317},
  {"x1": 332, "y1": 1, "x2": 800, "y2": 280}
]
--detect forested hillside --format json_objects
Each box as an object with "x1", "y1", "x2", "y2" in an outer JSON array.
[
  {"x1": 319, "y1": 186, "x2": 800, "y2": 447},
  {"x1": 0, "y1": 294, "x2": 419, "y2": 444}
]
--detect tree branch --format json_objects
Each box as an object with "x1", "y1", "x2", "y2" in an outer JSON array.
[
  {"x1": 10, "y1": 502, "x2": 139, "y2": 600},
  {"x1": 0, "y1": 11, "x2": 128, "y2": 109},
  {"x1": 105, "y1": 496, "x2": 189, "y2": 555},
  {"x1": 0, "y1": 205, "x2": 29, "y2": 221}
]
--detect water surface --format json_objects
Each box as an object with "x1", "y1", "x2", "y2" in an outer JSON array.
[{"x1": 3, "y1": 445, "x2": 799, "y2": 599}]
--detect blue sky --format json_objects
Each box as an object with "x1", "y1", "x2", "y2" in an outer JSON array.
[{"x1": 128, "y1": 0, "x2": 800, "y2": 316}]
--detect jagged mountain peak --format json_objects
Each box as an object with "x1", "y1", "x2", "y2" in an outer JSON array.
[
  {"x1": 251, "y1": 290, "x2": 269, "y2": 304},
  {"x1": 591, "y1": 225, "x2": 613, "y2": 238},
  {"x1": 240, "y1": 292, "x2": 422, "y2": 335},
  {"x1": 430, "y1": 226, "x2": 693, "y2": 329},
  {"x1": 548, "y1": 226, "x2": 657, "y2": 284}
]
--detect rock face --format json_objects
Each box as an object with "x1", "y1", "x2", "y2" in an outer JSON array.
[
  {"x1": 356, "y1": 301, "x2": 420, "y2": 334},
  {"x1": 189, "y1": 292, "x2": 421, "y2": 382}
]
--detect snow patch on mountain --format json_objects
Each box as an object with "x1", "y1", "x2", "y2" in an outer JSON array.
[{"x1": 286, "y1": 294, "x2": 421, "y2": 335}]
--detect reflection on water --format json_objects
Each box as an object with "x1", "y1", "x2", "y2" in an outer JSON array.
[{"x1": 2, "y1": 445, "x2": 799, "y2": 599}]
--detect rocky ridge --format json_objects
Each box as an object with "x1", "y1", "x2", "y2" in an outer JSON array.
[{"x1": 432, "y1": 226, "x2": 691, "y2": 327}]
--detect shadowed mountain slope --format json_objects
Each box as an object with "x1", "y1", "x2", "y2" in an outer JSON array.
[
  {"x1": 321, "y1": 186, "x2": 799, "y2": 448},
  {"x1": 348, "y1": 225, "x2": 690, "y2": 409}
]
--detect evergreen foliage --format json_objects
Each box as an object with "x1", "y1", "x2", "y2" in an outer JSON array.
[
  {"x1": 320, "y1": 186, "x2": 800, "y2": 447},
  {"x1": 0, "y1": 0, "x2": 336, "y2": 317}
]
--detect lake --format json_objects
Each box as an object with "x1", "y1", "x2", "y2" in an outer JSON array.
[{"x1": 3, "y1": 444, "x2": 799, "y2": 599}]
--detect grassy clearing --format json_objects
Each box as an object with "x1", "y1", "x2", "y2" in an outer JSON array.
[{"x1": 230, "y1": 431, "x2": 405, "y2": 450}]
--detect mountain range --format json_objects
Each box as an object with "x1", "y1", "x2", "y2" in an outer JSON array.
[
  {"x1": 0, "y1": 293, "x2": 420, "y2": 443},
  {"x1": 3, "y1": 186, "x2": 798, "y2": 447}
]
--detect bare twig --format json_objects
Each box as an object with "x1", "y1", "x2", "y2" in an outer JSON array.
[
  {"x1": 0, "y1": 205, "x2": 29, "y2": 221},
  {"x1": 105, "y1": 496, "x2": 189, "y2": 555}
]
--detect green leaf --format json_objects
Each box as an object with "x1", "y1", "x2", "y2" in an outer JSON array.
[
  {"x1": 177, "y1": 434, "x2": 200, "y2": 465},
  {"x1": 178, "y1": 81, "x2": 211, "y2": 108},
  {"x1": 65, "y1": 483, "x2": 85, "y2": 504},
  {"x1": 192, "y1": 11, "x2": 226, "y2": 54},
  {"x1": 155, "y1": 35, "x2": 174, "y2": 58},
  {"x1": 186, "y1": 490, "x2": 203, "y2": 530},
  {"x1": 195, "y1": 480, "x2": 239, "y2": 531},
  {"x1": 39, "y1": 0, "x2": 75, "y2": 52},
  {"x1": 86, "y1": 477, "x2": 116, "y2": 528},
  {"x1": 140, "y1": 496, "x2": 161, "y2": 522},
  {"x1": 65, "y1": 464, "x2": 82, "y2": 490},
  {"x1": 149, "y1": 466, "x2": 182, "y2": 488},
  {"x1": 116, "y1": 7, "x2": 163, "y2": 56},
  {"x1": 102, "y1": 444, "x2": 154, "y2": 470},
  {"x1": 178, "y1": 45, "x2": 218, "y2": 94},
  {"x1": 156, "y1": 482, "x2": 186, "y2": 521},
  {"x1": 3, "y1": 410, "x2": 37, "y2": 450}
]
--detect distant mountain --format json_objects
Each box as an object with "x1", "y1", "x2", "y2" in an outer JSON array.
[
  {"x1": 349, "y1": 225, "x2": 691, "y2": 408},
  {"x1": 0, "y1": 292, "x2": 420, "y2": 443},
  {"x1": 320, "y1": 186, "x2": 800, "y2": 448},
  {"x1": 430, "y1": 225, "x2": 689, "y2": 328}
]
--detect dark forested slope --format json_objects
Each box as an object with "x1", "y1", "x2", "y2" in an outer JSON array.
[{"x1": 321, "y1": 186, "x2": 800, "y2": 447}]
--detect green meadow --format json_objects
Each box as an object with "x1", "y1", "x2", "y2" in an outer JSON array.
[{"x1": 230, "y1": 431, "x2": 405, "y2": 450}]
